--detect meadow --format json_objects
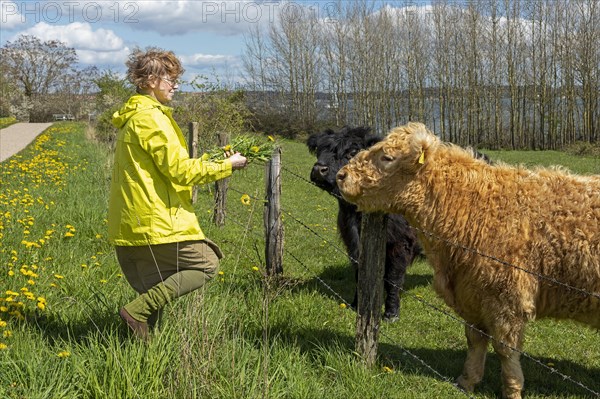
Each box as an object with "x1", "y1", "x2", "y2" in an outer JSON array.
[{"x1": 0, "y1": 122, "x2": 598, "y2": 398}]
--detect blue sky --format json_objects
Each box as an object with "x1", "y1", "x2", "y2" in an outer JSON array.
[{"x1": 0, "y1": 0, "x2": 432, "y2": 86}]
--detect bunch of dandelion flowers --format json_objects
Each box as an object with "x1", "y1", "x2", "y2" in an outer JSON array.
[{"x1": 204, "y1": 134, "x2": 276, "y2": 163}]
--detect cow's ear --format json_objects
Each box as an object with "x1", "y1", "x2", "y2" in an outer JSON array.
[
  {"x1": 306, "y1": 131, "x2": 325, "y2": 154},
  {"x1": 411, "y1": 124, "x2": 437, "y2": 166},
  {"x1": 365, "y1": 135, "x2": 382, "y2": 149}
]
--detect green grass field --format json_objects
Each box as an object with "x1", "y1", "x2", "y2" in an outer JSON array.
[{"x1": 0, "y1": 123, "x2": 598, "y2": 398}]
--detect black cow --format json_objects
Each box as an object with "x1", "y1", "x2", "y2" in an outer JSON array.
[{"x1": 307, "y1": 126, "x2": 421, "y2": 321}]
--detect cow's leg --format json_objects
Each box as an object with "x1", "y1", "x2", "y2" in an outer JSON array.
[
  {"x1": 456, "y1": 325, "x2": 489, "y2": 392},
  {"x1": 491, "y1": 322, "x2": 525, "y2": 399},
  {"x1": 382, "y1": 250, "x2": 407, "y2": 321},
  {"x1": 350, "y1": 257, "x2": 359, "y2": 309}
]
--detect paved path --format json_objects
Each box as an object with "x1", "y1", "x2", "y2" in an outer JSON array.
[{"x1": 0, "y1": 122, "x2": 53, "y2": 162}]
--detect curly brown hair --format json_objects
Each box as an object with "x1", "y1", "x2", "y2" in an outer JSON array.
[{"x1": 126, "y1": 47, "x2": 184, "y2": 89}]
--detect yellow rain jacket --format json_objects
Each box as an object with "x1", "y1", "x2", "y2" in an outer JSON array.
[{"x1": 108, "y1": 94, "x2": 232, "y2": 246}]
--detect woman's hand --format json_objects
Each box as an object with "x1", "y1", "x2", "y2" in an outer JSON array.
[{"x1": 228, "y1": 152, "x2": 248, "y2": 170}]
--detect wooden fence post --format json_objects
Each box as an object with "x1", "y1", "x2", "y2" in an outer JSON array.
[
  {"x1": 213, "y1": 131, "x2": 230, "y2": 227},
  {"x1": 264, "y1": 147, "x2": 283, "y2": 275},
  {"x1": 188, "y1": 122, "x2": 199, "y2": 203},
  {"x1": 355, "y1": 212, "x2": 386, "y2": 366}
]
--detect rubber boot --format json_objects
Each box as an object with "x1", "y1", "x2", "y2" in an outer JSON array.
[{"x1": 120, "y1": 283, "x2": 175, "y2": 341}]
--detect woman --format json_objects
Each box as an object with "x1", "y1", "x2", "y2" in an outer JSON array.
[{"x1": 108, "y1": 48, "x2": 247, "y2": 340}]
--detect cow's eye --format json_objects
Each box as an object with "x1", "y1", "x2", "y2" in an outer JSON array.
[
  {"x1": 346, "y1": 149, "x2": 358, "y2": 159},
  {"x1": 381, "y1": 154, "x2": 395, "y2": 162}
]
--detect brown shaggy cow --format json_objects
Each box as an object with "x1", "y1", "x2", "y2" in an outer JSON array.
[{"x1": 336, "y1": 122, "x2": 600, "y2": 399}]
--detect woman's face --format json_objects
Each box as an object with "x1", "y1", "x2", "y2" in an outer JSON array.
[{"x1": 147, "y1": 76, "x2": 179, "y2": 104}]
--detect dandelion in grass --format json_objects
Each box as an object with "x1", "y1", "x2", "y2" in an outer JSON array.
[
  {"x1": 241, "y1": 194, "x2": 251, "y2": 206},
  {"x1": 3, "y1": 330, "x2": 11, "y2": 338},
  {"x1": 0, "y1": 320, "x2": 6, "y2": 328},
  {"x1": 382, "y1": 366, "x2": 394, "y2": 374},
  {"x1": 0, "y1": 343, "x2": 7, "y2": 350},
  {"x1": 57, "y1": 351, "x2": 70, "y2": 358},
  {"x1": 339, "y1": 303, "x2": 347, "y2": 309},
  {"x1": 99, "y1": 279, "x2": 107, "y2": 284},
  {"x1": 267, "y1": 135, "x2": 275, "y2": 142},
  {"x1": 64, "y1": 231, "x2": 75, "y2": 238},
  {"x1": 218, "y1": 271, "x2": 224, "y2": 276},
  {"x1": 252, "y1": 266, "x2": 259, "y2": 272},
  {"x1": 54, "y1": 274, "x2": 64, "y2": 279}
]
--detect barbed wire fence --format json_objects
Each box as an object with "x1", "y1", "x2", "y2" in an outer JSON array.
[{"x1": 190, "y1": 130, "x2": 599, "y2": 398}]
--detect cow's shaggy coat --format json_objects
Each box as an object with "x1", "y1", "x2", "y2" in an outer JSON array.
[
  {"x1": 336, "y1": 122, "x2": 600, "y2": 399},
  {"x1": 307, "y1": 127, "x2": 420, "y2": 321}
]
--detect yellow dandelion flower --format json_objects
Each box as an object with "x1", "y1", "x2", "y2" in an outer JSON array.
[
  {"x1": 27, "y1": 279, "x2": 35, "y2": 285},
  {"x1": 99, "y1": 279, "x2": 107, "y2": 284},
  {"x1": 252, "y1": 266, "x2": 259, "y2": 272},
  {"x1": 240, "y1": 194, "x2": 251, "y2": 206},
  {"x1": 0, "y1": 343, "x2": 7, "y2": 350},
  {"x1": 37, "y1": 302, "x2": 45, "y2": 311},
  {"x1": 7, "y1": 270, "x2": 14, "y2": 277},
  {"x1": 0, "y1": 320, "x2": 6, "y2": 328},
  {"x1": 267, "y1": 135, "x2": 275, "y2": 142},
  {"x1": 222, "y1": 144, "x2": 231, "y2": 151},
  {"x1": 64, "y1": 232, "x2": 75, "y2": 237},
  {"x1": 95, "y1": 234, "x2": 102, "y2": 239},
  {"x1": 57, "y1": 351, "x2": 70, "y2": 358},
  {"x1": 54, "y1": 274, "x2": 64, "y2": 279},
  {"x1": 250, "y1": 146, "x2": 260, "y2": 153},
  {"x1": 218, "y1": 271, "x2": 224, "y2": 276},
  {"x1": 339, "y1": 303, "x2": 347, "y2": 309},
  {"x1": 382, "y1": 366, "x2": 394, "y2": 374},
  {"x1": 3, "y1": 330, "x2": 12, "y2": 338},
  {"x1": 0, "y1": 307, "x2": 8, "y2": 312}
]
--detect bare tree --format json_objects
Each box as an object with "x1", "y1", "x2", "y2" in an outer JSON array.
[{"x1": 1, "y1": 35, "x2": 78, "y2": 97}]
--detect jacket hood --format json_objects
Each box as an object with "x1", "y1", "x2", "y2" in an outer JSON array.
[{"x1": 112, "y1": 94, "x2": 170, "y2": 129}]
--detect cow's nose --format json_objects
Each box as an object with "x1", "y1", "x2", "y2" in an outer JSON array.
[
  {"x1": 312, "y1": 164, "x2": 328, "y2": 176},
  {"x1": 337, "y1": 169, "x2": 347, "y2": 182}
]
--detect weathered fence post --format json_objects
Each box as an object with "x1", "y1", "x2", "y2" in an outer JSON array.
[
  {"x1": 213, "y1": 131, "x2": 230, "y2": 227},
  {"x1": 188, "y1": 122, "x2": 199, "y2": 203},
  {"x1": 355, "y1": 212, "x2": 387, "y2": 366},
  {"x1": 264, "y1": 147, "x2": 283, "y2": 275}
]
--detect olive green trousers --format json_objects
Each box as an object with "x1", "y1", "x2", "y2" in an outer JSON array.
[{"x1": 115, "y1": 239, "x2": 222, "y2": 323}]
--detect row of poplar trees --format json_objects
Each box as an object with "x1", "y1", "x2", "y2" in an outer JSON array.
[{"x1": 242, "y1": 0, "x2": 600, "y2": 149}]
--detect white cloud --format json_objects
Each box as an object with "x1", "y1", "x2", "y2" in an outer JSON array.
[
  {"x1": 180, "y1": 53, "x2": 238, "y2": 67},
  {"x1": 16, "y1": 21, "x2": 123, "y2": 51},
  {"x1": 77, "y1": 47, "x2": 131, "y2": 66}
]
